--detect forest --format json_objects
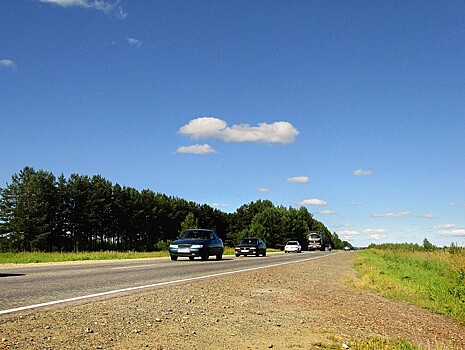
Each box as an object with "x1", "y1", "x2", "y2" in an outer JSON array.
[{"x1": 0, "y1": 167, "x2": 345, "y2": 252}]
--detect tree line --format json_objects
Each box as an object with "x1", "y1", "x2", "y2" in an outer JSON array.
[{"x1": 0, "y1": 167, "x2": 345, "y2": 252}]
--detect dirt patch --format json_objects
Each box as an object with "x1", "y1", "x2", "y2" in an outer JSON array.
[{"x1": 1, "y1": 252, "x2": 464, "y2": 349}]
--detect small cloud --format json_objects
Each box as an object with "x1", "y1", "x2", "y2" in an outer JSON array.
[
  {"x1": 39, "y1": 0, "x2": 128, "y2": 19},
  {"x1": 419, "y1": 214, "x2": 435, "y2": 219},
  {"x1": 211, "y1": 203, "x2": 229, "y2": 209},
  {"x1": 354, "y1": 169, "x2": 372, "y2": 176},
  {"x1": 176, "y1": 144, "x2": 216, "y2": 155},
  {"x1": 368, "y1": 233, "x2": 384, "y2": 240},
  {"x1": 127, "y1": 38, "x2": 141, "y2": 48},
  {"x1": 433, "y1": 224, "x2": 456, "y2": 230},
  {"x1": 332, "y1": 223, "x2": 353, "y2": 230},
  {"x1": 319, "y1": 210, "x2": 336, "y2": 215},
  {"x1": 0, "y1": 59, "x2": 16, "y2": 70},
  {"x1": 287, "y1": 176, "x2": 310, "y2": 183},
  {"x1": 297, "y1": 198, "x2": 327, "y2": 206},
  {"x1": 371, "y1": 211, "x2": 410, "y2": 218},
  {"x1": 350, "y1": 202, "x2": 364, "y2": 206},
  {"x1": 438, "y1": 229, "x2": 465, "y2": 237},
  {"x1": 364, "y1": 228, "x2": 386, "y2": 234},
  {"x1": 339, "y1": 230, "x2": 360, "y2": 239},
  {"x1": 256, "y1": 188, "x2": 269, "y2": 193},
  {"x1": 179, "y1": 117, "x2": 299, "y2": 144}
]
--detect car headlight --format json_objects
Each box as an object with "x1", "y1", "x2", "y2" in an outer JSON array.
[
  {"x1": 191, "y1": 244, "x2": 203, "y2": 248},
  {"x1": 169, "y1": 244, "x2": 178, "y2": 248}
]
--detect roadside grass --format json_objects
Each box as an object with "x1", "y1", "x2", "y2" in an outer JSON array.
[
  {"x1": 353, "y1": 248, "x2": 465, "y2": 325},
  {"x1": 0, "y1": 251, "x2": 168, "y2": 264},
  {"x1": 0, "y1": 247, "x2": 239, "y2": 264},
  {"x1": 318, "y1": 337, "x2": 454, "y2": 350}
]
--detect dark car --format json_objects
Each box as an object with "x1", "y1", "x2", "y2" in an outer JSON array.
[
  {"x1": 235, "y1": 237, "x2": 266, "y2": 257},
  {"x1": 169, "y1": 229, "x2": 224, "y2": 261}
]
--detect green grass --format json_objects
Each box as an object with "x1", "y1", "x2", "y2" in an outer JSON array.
[
  {"x1": 0, "y1": 250, "x2": 169, "y2": 264},
  {"x1": 316, "y1": 338, "x2": 421, "y2": 350},
  {"x1": 354, "y1": 248, "x2": 465, "y2": 325},
  {"x1": 0, "y1": 247, "x2": 240, "y2": 264}
]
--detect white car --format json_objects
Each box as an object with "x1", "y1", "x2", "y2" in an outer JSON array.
[{"x1": 284, "y1": 240, "x2": 301, "y2": 253}]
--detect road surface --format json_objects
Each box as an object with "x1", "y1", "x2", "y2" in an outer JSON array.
[{"x1": 0, "y1": 250, "x2": 336, "y2": 315}]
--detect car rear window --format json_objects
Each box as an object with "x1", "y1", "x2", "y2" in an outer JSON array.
[{"x1": 183, "y1": 230, "x2": 211, "y2": 239}]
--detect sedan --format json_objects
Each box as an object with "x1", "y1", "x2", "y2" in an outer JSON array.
[
  {"x1": 169, "y1": 229, "x2": 224, "y2": 261},
  {"x1": 284, "y1": 240, "x2": 301, "y2": 253},
  {"x1": 235, "y1": 237, "x2": 267, "y2": 257}
]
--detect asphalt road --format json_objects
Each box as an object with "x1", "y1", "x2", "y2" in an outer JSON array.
[{"x1": 0, "y1": 251, "x2": 337, "y2": 315}]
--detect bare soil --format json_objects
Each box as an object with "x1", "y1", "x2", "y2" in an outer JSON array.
[{"x1": 1, "y1": 252, "x2": 464, "y2": 349}]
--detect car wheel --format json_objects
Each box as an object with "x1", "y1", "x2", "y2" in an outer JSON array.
[
  {"x1": 201, "y1": 251, "x2": 209, "y2": 260},
  {"x1": 255, "y1": 250, "x2": 259, "y2": 257},
  {"x1": 263, "y1": 250, "x2": 267, "y2": 257},
  {"x1": 216, "y1": 252, "x2": 223, "y2": 260},
  {"x1": 170, "y1": 255, "x2": 178, "y2": 261},
  {"x1": 189, "y1": 256, "x2": 195, "y2": 261},
  {"x1": 235, "y1": 254, "x2": 240, "y2": 257}
]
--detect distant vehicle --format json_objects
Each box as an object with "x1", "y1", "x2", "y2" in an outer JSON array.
[
  {"x1": 235, "y1": 237, "x2": 267, "y2": 257},
  {"x1": 307, "y1": 231, "x2": 328, "y2": 251},
  {"x1": 324, "y1": 244, "x2": 332, "y2": 251},
  {"x1": 344, "y1": 246, "x2": 351, "y2": 251},
  {"x1": 284, "y1": 240, "x2": 301, "y2": 253},
  {"x1": 169, "y1": 229, "x2": 224, "y2": 261}
]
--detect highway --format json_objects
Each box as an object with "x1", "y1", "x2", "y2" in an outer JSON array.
[{"x1": 0, "y1": 251, "x2": 337, "y2": 315}]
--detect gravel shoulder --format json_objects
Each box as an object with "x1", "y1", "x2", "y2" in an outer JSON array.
[{"x1": 1, "y1": 252, "x2": 464, "y2": 349}]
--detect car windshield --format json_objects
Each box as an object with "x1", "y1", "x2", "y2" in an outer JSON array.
[
  {"x1": 287, "y1": 241, "x2": 298, "y2": 245},
  {"x1": 182, "y1": 230, "x2": 210, "y2": 240},
  {"x1": 240, "y1": 238, "x2": 258, "y2": 245}
]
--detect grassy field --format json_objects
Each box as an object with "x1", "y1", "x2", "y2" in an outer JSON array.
[
  {"x1": 354, "y1": 247, "x2": 465, "y2": 326},
  {"x1": 0, "y1": 247, "x2": 240, "y2": 264}
]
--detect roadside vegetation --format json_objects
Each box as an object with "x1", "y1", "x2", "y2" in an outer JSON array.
[
  {"x1": 317, "y1": 338, "x2": 422, "y2": 350},
  {"x1": 0, "y1": 247, "x2": 239, "y2": 264},
  {"x1": 354, "y1": 241, "x2": 465, "y2": 326},
  {"x1": 319, "y1": 337, "x2": 453, "y2": 350}
]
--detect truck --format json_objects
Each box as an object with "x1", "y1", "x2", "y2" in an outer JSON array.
[{"x1": 307, "y1": 231, "x2": 331, "y2": 251}]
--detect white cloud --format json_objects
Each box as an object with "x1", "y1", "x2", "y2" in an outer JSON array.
[
  {"x1": 39, "y1": 0, "x2": 127, "y2": 18},
  {"x1": 371, "y1": 211, "x2": 410, "y2": 218},
  {"x1": 319, "y1": 210, "x2": 336, "y2": 215},
  {"x1": 438, "y1": 229, "x2": 465, "y2": 237},
  {"x1": 0, "y1": 59, "x2": 16, "y2": 70},
  {"x1": 211, "y1": 203, "x2": 229, "y2": 209},
  {"x1": 433, "y1": 223, "x2": 456, "y2": 230},
  {"x1": 127, "y1": 38, "x2": 141, "y2": 47},
  {"x1": 297, "y1": 198, "x2": 327, "y2": 206},
  {"x1": 176, "y1": 144, "x2": 216, "y2": 155},
  {"x1": 354, "y1": 169, "x2": 372, "y2": 176},
  {"x1": 339, "y1": 230, "x2": 360, "y2": 238},
  {"x1": 419, "y1": 214, "x2": 435, "y2": 219},
  {"x1": 350, "y1": 202, "x2": 364, "y2": 206},
  {"x1": 363, "y1": 228, "x2": 387, "y2": 234},
  {"x1": 256, "y1": 188, "x2": 269, "y2": 193},
  {"x1": 332, "y1": 223, "x2": 353, "y2": 230},
  {"x1": 179, "y1": 117, "x2": 299, "y2": 144},
  {"x1": 287, "y1": 176, "x2": 310, "y2": 183},
  {"x1": 368, "y1": 233, "x2": 384, "y2": 240}
]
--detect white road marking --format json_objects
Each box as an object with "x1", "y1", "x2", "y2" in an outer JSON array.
[{"x1": 0, "y1": 252, "x2": 339, "y2": 315}]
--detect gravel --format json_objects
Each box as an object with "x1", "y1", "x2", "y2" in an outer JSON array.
[{"x1": 1, "y1": 252, "x2": 464, "y2": 349}]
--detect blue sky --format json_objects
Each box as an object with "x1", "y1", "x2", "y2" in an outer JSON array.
[{"x1": 1, "y1": 0, "x2": 465, "y2": 247}]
